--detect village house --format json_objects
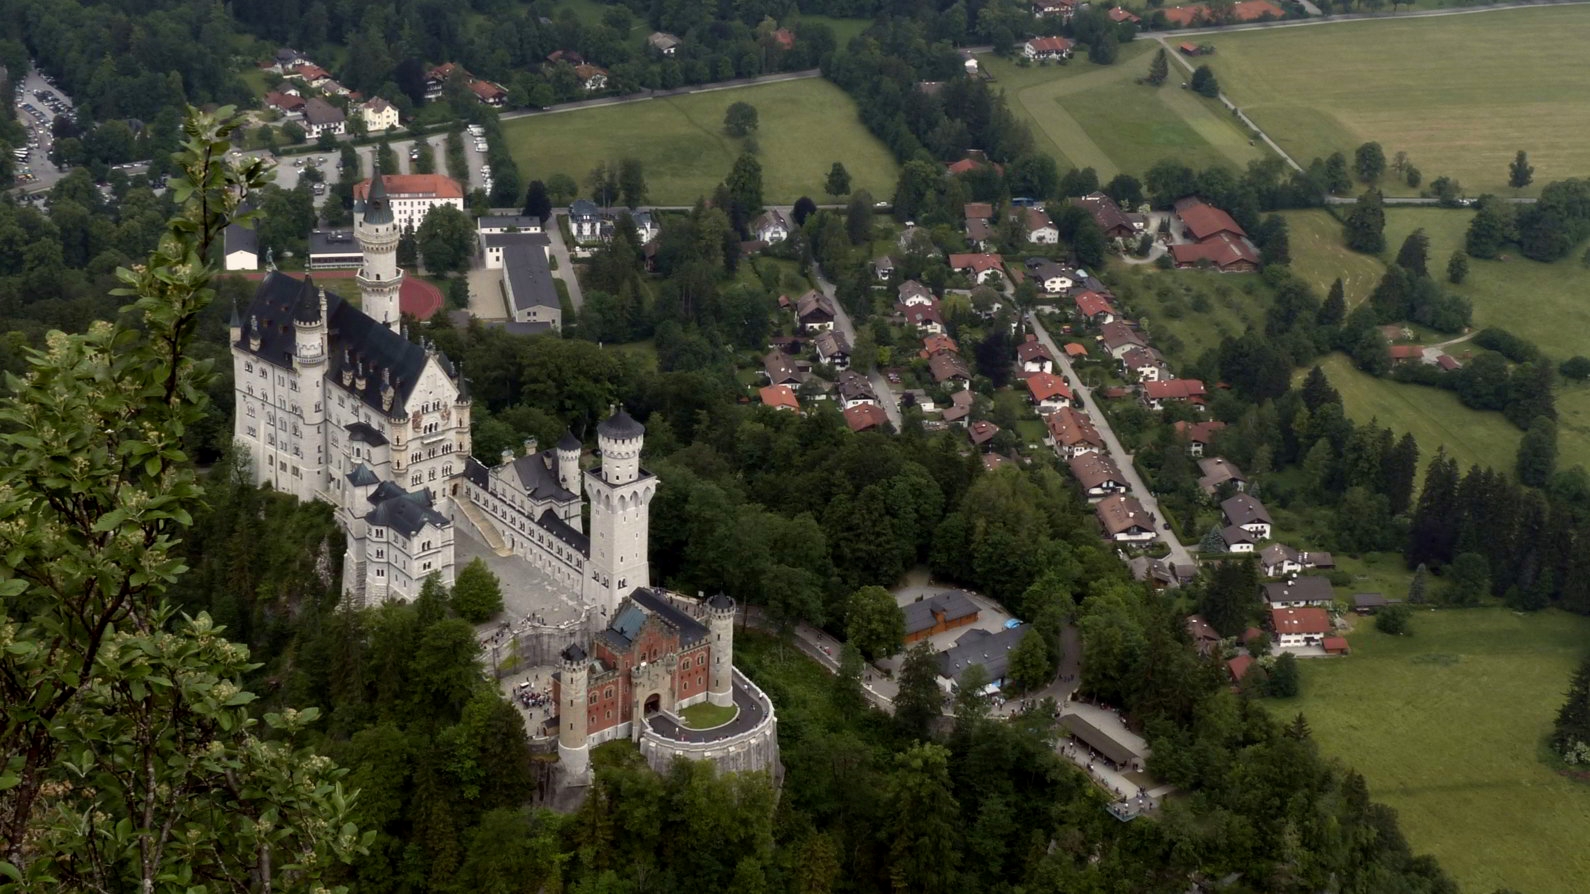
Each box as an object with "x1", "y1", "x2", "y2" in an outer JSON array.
[
  {"x1": 762, "y1": 350, "x2": 803, "y2": 388},
  {"x1": 1031, "y1": 0, "x2": 1076, "y2": 16},
  {"x1": 1220, "y1": 526, "x2": 1261, "y2": 553},
  {"x1": 902, "y1": 589, "x2": 981, "y2": 644},
  {"x1": 1141, "y1": 378, "x2": 1208, "y2": 410},
  {"x1": 967, "y1": 420, "x2": 1001, "y2": 451},
  {"x1": 1185, "y1": 614, "x2": 1221, "y2": 655},
  {"x1": 1098, "y1": 320, "x2": 1148, "y2": 358},
  {"x1": 1029, "y1": 260, "x2": 1078, "y2": 295},
  {"x1": 922, "y1": 334, "x2": 959, "y2": 357},
  {"x1": 964, "y1": 202, "x2": 995, "y2": 248},
  {"x1": 469, "y1": 79, "x2": 508, "y2": 107},
  {"x1": 489, "y1": 234, "x2": 561, "y2": 330},
  {"x1": 574, "y1": 64, "x2": 609, "y2": 92},
  {"x1": 843, "y1": 403, "x2": 890, "y2": 433},
  {"x1": 900, "y1": 302, "x2": 946, "y2": 336},
  {"x1": 1108, "y1": 6, "x2": 1142, "y2": 23},
  {"x1": 945, "y1": 151, "x2": 1004, "y2": 177},
  {"x1": 1069, "y1": 452, "x2": 1129, "y2": 500},
  {"x1": 291, "y1": 63, "x2": 332, "y2": 88},
  {"x1": 835, "y1": 370, "x2": 879, "y2": 409},
  {"x1": 301, "y1": 97, "x2": 346, "y2": 138},
  {"x1": 1095, "y1": 493, "x2": 1156, "y2": 543},
  {"x1": 758, "y1": 384, "x2": 800, "y2": 412},
  {"x1": 1260, "y1": 543, "x2": 1303, "y2": 578},
  {"x1": 1072, "y1": 192, "x2": 1138, "y2": 241},
  {"x1": 942, "y1": 390, "x2": 975, "y2": 426},
  {"x1": 647, "y1": 31, "x2": 682, "y2": 55},
  {"x1": 753, "y1": 209, "x2": 792, "y2": 244},
  {"x1": 1388, "y1": 344, "x2": 1424, "y2": 364},
  {"x1": 796, "y1": 291, "x2": 837, "y2": 332},
  {"x1": 1074, "y1": 290, "x2": 1117, "y2": 325},
  {"x1": 1269, "y1": 606, "x2": 1331, "y2": 649},
  {"x1": 1169, "y1": 234, "x2": 1260, "y2": 272},
  {"x1": 898, "y1": 280, "x2": 935, "y2": 306},
  {"x1": 358, "y1": 96, "x2": 399, "y2": 132},
  {"x1": 1064, "y1": 342, "x2": 1088, "y2": 360},
  {"x1": 1173, "y1": 197, "x2": 1251, "y2": 240},
  {"x1": 929, "y1": 350, "x2": 972, "y2": 389},
  {"x1": 1119, "y1": 346, "x2": 1171, "y2": 383},
  {"x1": 1221, "y1": 493, "x2": 1272, "y2": 540},
  {"x1": 1045, "y1": 406, "x2": 1105, "y2": 458},
  {"x1": 1015, "y1": 206, "x2": 1059, "y2": 244},
  {"x1": 872, "y1": 256, "x2": 896, "y2": 281},
  {"x1": 937, "y1": 626, "x2": 1027, "y2": 693},
  {"x1": 948, "y1": 253, "x2": 1005, "y2": 285},
  {"x1": 568, "y1": 199, "x2": 606, "y2": 242},
  {"x1": 1173, "y1": 419, "x2": 1226, "y2": 457},
  {"x1": 1016, "y1": 334, "x2": 1055, "y2": 373},
  {"x1": 1025, "y1": 372, "x2": 1074, "y2": 413},
  {"x1": 268, "y1": 47, "x2": 307, "y2": 74},
  {"x1": 265, "y1": 91, "x2": 305, "y2": 118},
  {"x1": 1023, "y1": 36, "x2": 1076, "y2": 60},
  {"x1": 814, "y1": 330, "x2": 851, "y2": 369},
  {"x1": 1264, "y1": 577, "x2": 1336, "y2": 610},
  {"x1": 223, "y1": 220, "x2": 258, "y2": 271},
  {"x1": 1196, "y1": 457, "x2": 1247, "y2": 495}
]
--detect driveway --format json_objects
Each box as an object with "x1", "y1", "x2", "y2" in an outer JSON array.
[
  {"x1": 1027, "y1": 312, "x2": 1194, "y2": 570},
  {"x1": 544, "y1": 213, "x2": 585, "y2": 311}
]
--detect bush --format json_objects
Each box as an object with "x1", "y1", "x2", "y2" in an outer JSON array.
[
  {"x1": 1561, "y1": 356, "x2": 1590, "y2": 381},
  {"x1": 1375, "y1": 603, "x2": 1412, "y2": 636}
]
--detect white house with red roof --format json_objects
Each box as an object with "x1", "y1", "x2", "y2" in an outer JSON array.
[
  {"x1": 1141, "y1": 378, "x2": 1208, "y2": 410},
  {"x1": 1269, "y1": 607, "x2": 1331, "y2": 649},
  {"x1": 1023, "y1": 36, "x2": 1075, "y2": 60},
  {"x1": 948, "y1": 253, "x2": 1005, "y2": 285},
  {"x1": 1025, "y1": 372, "x2": 1074, "y2": 413},
  {"x1": 1073, "y1": 290, "x2": 1116, "y2": 325}
]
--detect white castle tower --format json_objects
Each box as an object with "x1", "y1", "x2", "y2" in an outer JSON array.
[
  {"x1": 583, "y1": 407, "x2": 656, "y2": 619},
  {"x1": 557, "y1": 643, "x2": 591, "y2": 779},
  {"x1": 707, "y1": 592, "x2": 736, "y2": 708},
  {"x1": 356, "y1": 166, "x2": 403, "y2": 333}
]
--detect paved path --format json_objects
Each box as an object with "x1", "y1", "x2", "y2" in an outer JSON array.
[
  {"x1": 544, "y1": 213, "x2": 585, "y2": 311},
  {"x1": 1027, "y1": 312, "x2": 1194, "y2": 570},
  {"x1": 1323, "y1": 195, "x2": 1537, "y2": 205},
  {"x1": 812, "y1": 261, "x2": 904, "y2": 430},
  {"x1": 646, "y1": 677, "x2": 768, "y2": 742}
]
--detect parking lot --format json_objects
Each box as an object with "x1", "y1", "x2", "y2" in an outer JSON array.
[
  {"x1": 11, "y1": 65, "x2": 75, "y2": 192},
  {"x1": 267, "y1": 130, "x2": 492, "y2": 196}
]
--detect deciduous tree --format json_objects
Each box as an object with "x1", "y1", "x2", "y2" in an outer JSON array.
[
  {"x1": 1344, "y1": 189, "x2": 1386, "y2": 254},
  {"x1": 895, "y1": 643, "x2": 945, "y2": 740},
  {"x1": 1375, "y1": 602, "x2": 1412, "y2": 635},
  {"x1": 846, "y1": 585, "x2": 905, "y2": 661},
  {"x1": 452, "y1": 557, "x2": 505, "y2": 622},
  {"x1": 1354, "y1": 141, "x2": 1386, "y2": 183},
  {"x1": 724, "y1": 101, "x2": 760, "y2": 137},
  {"x1": 417, "y1": 204, "x2": 476, "y2": 273}
]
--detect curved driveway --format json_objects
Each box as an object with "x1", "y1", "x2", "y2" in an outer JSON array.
[{"x1": 645, "y1": 678, "x2": 767, "y2": 743}]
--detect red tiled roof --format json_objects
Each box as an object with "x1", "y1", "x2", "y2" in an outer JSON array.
[
  {"x1": 1046, "y1": 406, "x2": 1104, "y2": 448},
  {"x1": 1064, "y1": 342, "x2": 1088, "y2": 357},
  {"x1": 1228, "y1": 654, "x2": 1254, "y2": 682},
  {"x1": 1074, "y1": 290, "x2": 1115, "y2": 319},
  {"x1": 1143, "y1": 379, "x2": 1208, "y2": 403},
  {"x1": 1174, "y1": 197, "x2": 1248, "y2": 241},
  {"x1": 1026, "y1": 372, "x2": 1073, "y2": 404},
  {"x1": 844, "y1": 404, "x2": 889, "y2": 432},
  {"x1": 1108, "y1": 6, "x2": 1141, "y2": 22},
  {"x1": 265, "y1": 91, "x2": 304, "y2": 112},
  {"x1": 1323, "y1": 636, "x2": 1350, "y2": 654},
  {"x1": 901, "y1": 303, "x2": 945, "y2": 328},
  {"x1": 759, "y1": 385, "x2": 799, "y2": 411},
  {"x1": 922, "y1": 334, "x2": 959, "y2": 355},
  {"x1": 948, "y1": 253, "x2": 1004, "y2": 275},
  {"x1": 1073, "y1": 192, "x2": 1135, "y2": 234},
  {"x1": 1026, "y1": 36, "x2": 1075, "y2": 54},
  {"x1": 1270, "y1": 607, "x2": 1331, "y2": 636},
  {"x1": 354, "y1": 174, "x2": 465, "y2": 201},
  {"x1": 968, "y1": 419, "x2": 1001, "y2": 445},
  {"x1": 1389, "y1": 345, "x2": 1424, "y2": 360},
  {"x1": 1170, "y1": 233, "x2": 1259, "y2": 270},
  {"x1": 469, "y1": 79, "x2": 506, "y2": 100},
  {"x1": 293, "y1": 63, "x2": 330, "y2": 81},
  {"x1": 964, "y1": 202, "x2": 994, "y2": 220}
]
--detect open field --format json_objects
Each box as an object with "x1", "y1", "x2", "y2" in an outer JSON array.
[
  {"x1": 1314, "y1": 353, "x2": 1519, "y2": 475},
  {"x1": 1204, "y1": 6, "x2": 1590, "y2": 196},
  {"x1": 792, "y1": 14, "x2": 873, "y2": 46},
  {"x1": 501, "y1": 79, "x2": 898, "y2": 205},
  {"x1": 1278, "y1": 209, "x2": 1385, "y2": 304},
  {"x1": 978, "y1": 44, "x2": 1268, "y2": 179},
  {"x1": 1280, "y1": 608, "x2": 1590, "y2": 894},
  {"x1": 1109, "y1": 262, "x2": 1273, "y2": 364}
]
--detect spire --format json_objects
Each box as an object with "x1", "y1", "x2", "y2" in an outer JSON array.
[{"x1": 363, "y1": 161, "x2": 394, "y2": 226}]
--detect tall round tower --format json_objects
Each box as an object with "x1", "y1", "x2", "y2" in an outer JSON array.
[
  {"x1": 557, "y1": 643, "x2": 590, "y2": 778},
  {"x1": 596, "y1": 407, "x2": 643, "y2": 485},
  {"x1": 355, "y1": 166, "x2": 404, "y2": 333},
  {"x1": 556, "y1": 429, "x2": 582, "y2": 498},
  {"x1": 707, "y1": 592, "x2": 736, "y2": 708}
]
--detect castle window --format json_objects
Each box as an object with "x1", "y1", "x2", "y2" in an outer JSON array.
[
  {"x1": 428, "y1": 469, "x2": 437, "y2": 481},
  {"x1": 412, "y1": 474, "x2": 422, "y2": 486}
]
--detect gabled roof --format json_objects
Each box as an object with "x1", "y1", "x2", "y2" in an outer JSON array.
[
  {"x1": 1221, "y1": 493, "x2": 1272, "y2": 527},
  {"x1": 224, "y1": 221, "x2": 259, "y2": 257},
  {"x1": 1260, "y1": 542, "x2": 1301, "y2": 567},
  {"x1": 1263, "y1": 577, "x2": 1336, "y2": 606},
  {"x1": 1170, "y1": 233, "x2": 1259, "y2": 269},
  {"x1": 922, "y1": 334, "x2": 959, "y2": 355},
  {"x1": 1099, "y1": 320, "x2": 1147, "y2": 351},
  {"x1": 815, "y1": 330, "x2": 851, "y2": 358},
  {"x1": 1174, "y1": 419, "x2": 1227, "y2": 444},
  {"x1": 1025, "y1": 36, "x2": 1075, "y2": 54},
  {"x1": 1096, "y1": 493, "x2": 1153, "y2": 535},
  {"x1": 1016, "y1": 336, "x2": 1054, "y2": 364},
  {"x1": 1142, "y1": 378, "x2": 1208, "y2": 403},
  {"x1": 1068, "y1": 452, "x2": 1125, "y2": 490},
  {"x1": 759, "y1": 384, "x2": 800, "y2": 411},
  {"x1": 836, "y1": 369, "x2": 877, "y2": 402},
  {"x1": 964, "y1": 202, "x2": 994, "y2": 221},
  {"x1": 796, "y1": 290, "x2": 835, "y2": 321},
  {"x1": 604, "y1": 588, "x2": 708, "y2": 649},
  {"x1": 898, "y1": 280, "x2": 934, "y2": 303},
  {"x1": 936, "y1": 626, "x2": 1027, "y2": 685},
  {"x1": 902, "y1": 589, "x2": 979, "y2": 635},
  {"x1": 1026, "y1": 372, "x2": 1072, "y2": 403},
  {"x1": 506, "y1": 450, "x2": 576, "y2": 502},
  {"x1": 1270, "y1": 606, "x2": 1331, "y2": 635},
  {"x1": 1197, "y1": 457, "x2": 1245, "y2": 488},
  {"x1": 302, "y1": 97, "x2": 345, "y2": 126},
  {"x1": 355, "y1": 174, "x2": 464, "y2": 201},
  {"x1": 1073, "y1": 192, "x2": 1136, "y2": 234},
  {"x1": 1174, "y1": 196, "x2": 1248, "y2": 240},
  {"x1": 365, "y1": 485, "x2": 449, "y2": 536},
  {"x1": 843, "y1": 403, "x2": 889, "y2": 432},
  {"x1": 948, "y1": 253, "x2": 1004, "y2": 275},
  {"x1": 1063, "y1": 342, "x2": 1087, "y2": 357},
  {"x1": 1074, "y1": 290, "x2": 1115, "y2": 319},
  {"x1": 497, "y1": 235, "x2": 558, "y2": 312},
  {"x1": 1046, "y1": 406, "x2": 1104, "y2": 449},
  {"x1": 901, "y1": 303, "x2": 945, "y2": 328},
  {"x1": 763, "y1": 350, "x2": 800, "y2": 385},
  {"x1": 967, "y1": 419, "x2": 1000, "y2": 445},
  {"x1": 928, "y1": 350, "x2": 971, "y2": 383}
]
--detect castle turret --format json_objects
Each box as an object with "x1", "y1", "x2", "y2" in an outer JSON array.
[
  {"x1": 556, "y1": 429, "x2": 582, "y2": 498},
  {"x1": 355, "y1": 165, "x2": 404, "y2": 333},
  {"x1": 293, "y1": 282, "x2": 329, "y2": 368},
  {"x1": 584, "y1": 406, "x2": 654, "y2": 618},
  {"x1": 707, "y1": 592, "x2": 736, "y2": 708},
  {"x1": 557, "y1": 643, "x2": 591, "y2": 779}
]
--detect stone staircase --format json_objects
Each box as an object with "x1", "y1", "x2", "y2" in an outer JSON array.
[{"x1": 457, "y1": 499, "x2": 513, "y2": 558}]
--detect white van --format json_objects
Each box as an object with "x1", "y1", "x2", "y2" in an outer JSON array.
[{"x1": 466, "y1": 124, "x2": 485, "y2": 137}]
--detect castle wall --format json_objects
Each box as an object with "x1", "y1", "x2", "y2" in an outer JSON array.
[{"x1": 638, "y1": 670, "x2": 781, "y2": 780}]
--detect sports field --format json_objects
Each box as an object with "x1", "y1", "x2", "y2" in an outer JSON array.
[
  {"x1": 978, "y1": 43, "x2": 1268, "y2": 178},
  {"x1": 1285, "y1": 608, "x2": 1590, "y2": 894},
  {"x1": 1205, "y1": 6, "x2": 1590, "y2": 196},
  {"x1": 501, "y1": 79, "x2": 898, "y2": 205}
]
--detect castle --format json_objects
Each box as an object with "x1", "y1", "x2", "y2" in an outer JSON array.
[{"x1": 231, "y1": 173, "x2": 778, "y2": 784}]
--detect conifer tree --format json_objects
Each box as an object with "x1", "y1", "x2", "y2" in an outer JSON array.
[
  {"x1": 1146, "y1": 48, "x2": 1169, "y2": 86},
  {"x1": 1317, "y1": 277, "x2": 1346, "y2": 327},
  {"x1": 1508, "y1": 150, "x2": 1534, "y2": 190},
  {"x1": 1552, "y1": 654, "x2": 1590, "y2": 762},
  {"x1": 1407, "y1": 451, "x2": 1460, "y2": 567},
  {"x1": 1344, "y1": 189, "x2": 1386, "y2": 254}
]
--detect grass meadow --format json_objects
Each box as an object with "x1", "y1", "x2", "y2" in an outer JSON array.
[
  {"x1": 978, "y1": 43, "x2": 1268, "y2": 179},
  {"x1": 1107, "y1": 262, "x2": 1274, "y2": 365},
  {"x1": 501, "y1": 78, "x2": 898, "y2": 205},
  {"x1": 1203, "y1": 5, "x2": 1590, "y2": 196},
  {"x1": 1277, "y1": 608, "x2": 1590, "y2": 894}
]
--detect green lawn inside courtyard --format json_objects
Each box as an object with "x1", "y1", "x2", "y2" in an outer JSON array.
[
  {"x1": 680, "y1": 701, "x2": 739, "y2": 729},
  {"x1": 1204, "y1": 6, "x2": 1590, "y2": 196},
  {"x1": 1276, "y1": 607, "x2": 1590, "y2": 894},
  {"x1": 501, "y1": 78, "x2": 899, "y2": 205},
  {"x1": 977, "y1": 43, "x2": 1268, "y2": 179}
]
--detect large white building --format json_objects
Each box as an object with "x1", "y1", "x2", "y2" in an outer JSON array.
[
  {"x1": 353, "y1": 173, "x2": 464, "y2": 233},
  {"x1": 231, "y1": 172, "x2": 468, "y2": 603}
]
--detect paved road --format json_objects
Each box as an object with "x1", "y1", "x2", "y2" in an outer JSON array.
[
  {"x1": 1027, "y1": 311, "x2": 1194, "y2": 571},
  {"x1": 544, "y1": 212, "x2": 585, "y2": 311},
  {"x1": 645, "y1": 675, "x2": 768, "y2": 742},
  {"x1": 1322, "y1": 194, "x2": 1537, "y2": 205},
  {"x1": 811, "y1": 261, "x2": 904, "y2": 429}
]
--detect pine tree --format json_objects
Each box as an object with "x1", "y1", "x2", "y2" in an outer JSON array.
[
  {"x1": 1344, "y1": 189, "x2": 1386, "y2": 254},
  {"x1": 1517, "y1": 416, "x2": 1558, "y2": 488},
  {"x1": 1199, "y1": 525, "x2": 1228, "y2": 555},
  {"x1": 1408, "y1": 563, "x2": 1429, "y2": 604},
  {"x1": 1551, "y1": 654, "x2": 1590, "y2": 762},
  {"x1": 1285, "y1": 712, "x2": 1312, "y2": 740},
  {"x1": 1394, "y1": 228, "x2": 1430, "y2": 278},
  {"x1": 1146, "y1": 48, "x2": 1169, "y2": 86},
  {"x1": 1201, "y1": 557, "x2": 1259, "y2": 637},
  {"x1": 1317, "y1": 277, "x2": 1346, "y2": 327},
  {"x1": 1383, "y1": 433, "x2": 1420, "y2": 516},
  {"x1": 895, "y1": 643, "x2": 945, "y2": 740},
  {"x1": 1300, "y1": 365, "x2": 1341, "y2": 411},
  {"x1": 1508, "y1": 149, "x2": 1534, "y2": 190},
  {"x1": 1407, "y1": 451, "x2": 1460, "y2": 567},
  {"x1": 1447, "y1": 249, "x2": 1468, "y2": 284},
  {"x1": 1268, "y1": 653, "x2": 1301, "y2": 698}
]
